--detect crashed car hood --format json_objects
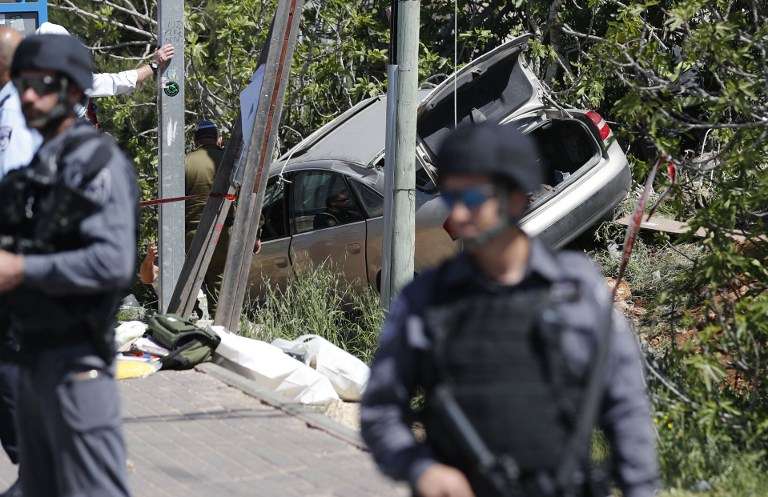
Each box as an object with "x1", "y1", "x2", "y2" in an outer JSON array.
[{"x1": 417, "y1": 34, "x2": 545, "y2": 156}]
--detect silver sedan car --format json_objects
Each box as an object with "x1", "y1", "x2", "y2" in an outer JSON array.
[{"x1": 247, "y1": 35, "x2": 631, "y2": 295}]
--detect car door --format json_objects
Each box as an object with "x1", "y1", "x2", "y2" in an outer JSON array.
[
  {"x1": 348, "y1": 180, "x2": 385, "y2": 288},
  {"x1": 247, "y1": 175, "x2": 292, "y2": 298},
  {"x1": 288, "y1": 170, "x2": 368, "y2": 287}
]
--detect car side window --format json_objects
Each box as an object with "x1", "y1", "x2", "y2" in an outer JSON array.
[
  {"x1": 258, "y1": 176, "x2": 289, "y2": 241},
  {"x1": 349, "y1": 181, "x2": 384, "y2": 218},
  {"x1": 290, "y1": 171, "x2": 365, "y2": 234},
  {"x1": 372, "y1": 153, "x2": 437, "y2": 193}
]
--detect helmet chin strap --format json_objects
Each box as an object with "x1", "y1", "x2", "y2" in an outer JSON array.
[{"x1": 461, "y1": 190, "x2": 522, "y2": 249}]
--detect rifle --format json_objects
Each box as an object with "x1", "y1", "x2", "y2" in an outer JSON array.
[{"x1": 432, "y1": 385, "x2": 522, "y2": 497}]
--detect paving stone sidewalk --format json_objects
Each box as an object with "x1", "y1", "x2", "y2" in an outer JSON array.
[{"x1": 0, "y1": 368, "x2": 407, "y2": 497}]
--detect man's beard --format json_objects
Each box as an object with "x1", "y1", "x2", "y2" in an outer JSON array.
[
  {"x1": 22, "y1": 104, "x2": 50, "y2": 129},
  {"x1": 22, "y1": 102, "x2": 68, "y2": 131}
]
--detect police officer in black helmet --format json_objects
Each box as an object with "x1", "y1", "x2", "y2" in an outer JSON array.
[
  {"x1": 0, "y1": 34, "x2": 136, "y2": 497},
  {"x1": 361, "y1": 123, "x2": 659, "y2": 497}
]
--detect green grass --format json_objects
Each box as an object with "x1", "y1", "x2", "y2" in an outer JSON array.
[
  {"x1": 590, "y1": 236, "x2": 701, "y2": 302},
  {"x1": 657, "y1": 452, "x2": 768, "y2": 497},
  {"x1": 240, "y1": 264, "x2": 384, "y2": 364}
]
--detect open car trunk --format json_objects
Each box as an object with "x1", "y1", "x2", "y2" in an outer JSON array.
[
  {"x1": 526, "y1": 117, "x2": 602, "y2": 204},
  {"x1": 417, "y1": 34, "x2": 544, "y2": 156}
]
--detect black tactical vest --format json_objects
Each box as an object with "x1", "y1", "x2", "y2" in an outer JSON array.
[
  {"x1": 421, "y1": 268, "x2": 591, "y2": 497},
  {"x1": 0, "y1": 121, "x2": 119, "y2": 360}
]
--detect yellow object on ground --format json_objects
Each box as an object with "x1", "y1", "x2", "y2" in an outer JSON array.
[{"x1": 115, "y1": 356, "x2": 162, "y2": 380}]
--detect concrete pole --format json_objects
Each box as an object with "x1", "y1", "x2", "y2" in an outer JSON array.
[
  {"x1": 380, "y1": 64, "x2": 398, "y2": 309},
  {"x1": 380, "y1": 0, "x2": 398, "y2": 310},
  {"x1": 387, "y1": 0, "x2": 420, "y2": 303},
  {"x1": 157, "y1": 0, "x2": 185, "y2": 313}
]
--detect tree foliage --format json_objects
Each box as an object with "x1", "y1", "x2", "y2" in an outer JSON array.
[{"x1": 554, "y1": 0, "x2": 768, "y2": 488}]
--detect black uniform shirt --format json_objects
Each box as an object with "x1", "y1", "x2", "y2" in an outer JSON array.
[{"x1": 360, "y1": 237, "x2": 660, "y2": 497}]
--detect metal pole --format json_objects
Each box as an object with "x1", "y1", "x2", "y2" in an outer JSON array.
[
  {"x1": 388, "y1": 0, "x2": 419, "y2": 302},
  {"x1": 157, "y1": 0, "x2": 185, "y2": 313}
]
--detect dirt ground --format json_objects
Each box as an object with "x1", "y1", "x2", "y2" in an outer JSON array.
[{"x1": 323, "y1": 400, "x2": 361, "y2": 431}]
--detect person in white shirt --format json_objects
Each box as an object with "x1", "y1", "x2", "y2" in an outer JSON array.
[
  {"x1": 0, "y1": 27, "x2": 42, "y2": 180},
  {"x1": 35, "y1": 22, "x2": 174, "y2": 99}
]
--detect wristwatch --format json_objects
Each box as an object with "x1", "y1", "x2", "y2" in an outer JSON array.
[{"x1": 149, "y1": 61, "x2": 159, "y2": 76}]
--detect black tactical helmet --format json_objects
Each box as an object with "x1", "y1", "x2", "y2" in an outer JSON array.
[
  {"x1": 436, "y1": 123, "x2": 544, "y2": 193},
  {"x1": 11, "y1": 34, "x2": 93, "y2": 92}
]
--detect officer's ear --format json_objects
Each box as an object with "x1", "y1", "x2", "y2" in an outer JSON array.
[{"x1": 66, "y1": 85, "x2": 86, "y2": 107}]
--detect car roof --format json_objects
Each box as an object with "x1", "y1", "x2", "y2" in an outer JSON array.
[
  {"x1": 268, "y1": 158, "x2": 383, "y2": 191},
  {"x1": 281, "y1": 89, "x2": 433, "y2": 166}
]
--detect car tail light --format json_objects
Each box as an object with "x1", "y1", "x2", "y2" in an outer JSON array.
[{"x1": 586, "y1": 111, "x2": 612, "y2": 142}]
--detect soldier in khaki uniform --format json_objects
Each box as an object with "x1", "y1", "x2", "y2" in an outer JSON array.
[{"x1": 185, "y1": 120, "x2": 227, "y2": 313}]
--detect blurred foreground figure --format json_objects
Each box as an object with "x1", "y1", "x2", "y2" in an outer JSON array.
[
  {"x1": 0, "y1": 34, "x2": 137, "y2": 497},
  {"x1": 0, "y1": 26, "x2": 37, "y2": 497},
  {"x1": 361, "y1": 123, "x2": 659, "y2": 497}
]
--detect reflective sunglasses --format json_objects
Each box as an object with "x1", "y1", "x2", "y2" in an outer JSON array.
[
  {"x1": 440, "y1": 185, "x2": 496, "y2": 209},
  {"x1": 13, "y1": 74, "x2": 63, "y2": 96}
]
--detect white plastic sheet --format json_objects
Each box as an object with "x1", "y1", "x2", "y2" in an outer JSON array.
[
  {"x1": 114, "y1": 321, "x2": 148, "y2": 351},
  {"x1": 213, "y1": 327, "x2": 339, "y2": 405},
  {"x1": 130, "y1": 337, "x2": 170, "y2": 357},
  {"x1": 272, "y1": 335, "x2": 369, "y2": 401}
]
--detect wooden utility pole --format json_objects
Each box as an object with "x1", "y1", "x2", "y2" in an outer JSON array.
[
  {"x1": 157, "y1": 0, "x2": 185, "y2": 312},
  {"x1": 215, "y1": 0, "x2": 304, "y2": 331},
  {"x1": 381, "y1": 0, "x2": 420, "y2": 308}
]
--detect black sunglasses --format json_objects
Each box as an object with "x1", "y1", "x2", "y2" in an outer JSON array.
[{"x1": 13, "y1": 74, "x2": 63, "y2": 96}]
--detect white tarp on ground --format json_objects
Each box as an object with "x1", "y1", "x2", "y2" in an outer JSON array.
[
  {"x1": 115, "y1": 321, "x2": 148, "y2": 351},
  {"x1": 272, "y1": 335, "x2": 370, "y2": 401},
  {"x1": 212, "y1": 327, "x2": 339, "y2": 405}
]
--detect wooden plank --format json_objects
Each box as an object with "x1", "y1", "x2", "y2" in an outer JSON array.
[
  {"x1": 614, "y1": 214, "x2": 766, "y2": 243},
  {"x1": 214, "y1": 0, "x2": 304, "y2": 331},
  {"x1": 614, "y1": 214, "x2": 707, "y2": 237}
]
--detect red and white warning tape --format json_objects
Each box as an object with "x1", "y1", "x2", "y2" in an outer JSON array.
[
  {"x1": 139, "y1": 192, "x2": 237, "y2": 208},
  {"x1": 613, "y1": 155, "x2": 666, "y2": 299}
]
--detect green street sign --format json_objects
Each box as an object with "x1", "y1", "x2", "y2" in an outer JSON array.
[{"x1": 164, "y1": 81, "x2": 180, "y2": 97}]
